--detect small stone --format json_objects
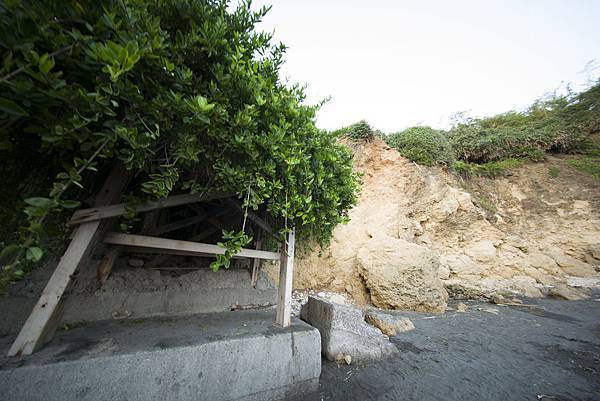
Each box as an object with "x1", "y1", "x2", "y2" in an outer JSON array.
[
  {"x1": 128, "y1": 258, "x2": 145, "y2": 267},
  {"x1": 344, "y1": 354, "x2": 352, "y2": 365},
  {"x1": 456, "y1": 303, "x2": 468, "y2": 312}
]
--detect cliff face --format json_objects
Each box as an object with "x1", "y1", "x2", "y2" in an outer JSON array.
[{"x1": 266, "y1": 137, "x2": 600, "y2": 310}]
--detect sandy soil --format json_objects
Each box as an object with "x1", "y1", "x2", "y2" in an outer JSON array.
[{"x1": 289, "y1": 297, "x2": 600, "y2": 401}]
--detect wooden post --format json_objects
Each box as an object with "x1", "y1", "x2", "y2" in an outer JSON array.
[
  {"x1": 276, "y1": 228, "x2": 295, "y2": 327},
  {"x1": 8, "y1": 164, "x2": 130, "y2": 356},
  {"x1": 97, "y1": 246, "x2": 121, "y2": 286},
  {"x1": 251, "y1": 228, "x2": 263, "y2": 288}
]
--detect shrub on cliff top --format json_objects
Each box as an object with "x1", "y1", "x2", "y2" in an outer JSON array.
[{"x1": 385, "y1": 126, "x2": 454, "y2": 166}]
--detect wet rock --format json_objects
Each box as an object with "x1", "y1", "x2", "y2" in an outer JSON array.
[
  {"x1": 300, "y1": 296, "x2": 397, "y2": 362},
  {"x1": 364, "y1": 310, "x2": 415, "y2": 336},
  {"x1": 456, "y1": 302, "x2": 468, "y2": 312},
  {"x1": 356, "y1": 235, "x2": 448, "y2": 312}
]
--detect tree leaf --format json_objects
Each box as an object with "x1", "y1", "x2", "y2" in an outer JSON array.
[
  {"x1": 24, "y1": 197, "x2": 58, "y2": 209},
  {"x1": 0, "y1": 97, "x2": 28, "y2": 117},
  {"x1": 61, "y1": 200, "x2": 81, "y2": 209},
  {"x1": 25, "y1": 247, "x2": 43, "y2": 262}
]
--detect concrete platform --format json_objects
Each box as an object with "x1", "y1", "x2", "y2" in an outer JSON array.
[{"x1": 0, "y1": 309, "x2": 321, "y2": 401}]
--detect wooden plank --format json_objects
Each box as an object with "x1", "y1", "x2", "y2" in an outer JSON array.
[
  {"x1": 276, "y1": 228, "x2": 295, "y2": 327},
  {"x1": 97, "y1": 246, "x2": 121, "y2": 285},
  {"x1": 69, "y1": 192, "x2": 231, "y2": 225},
  {"x1": 123, "y1": 246, "x2": 242, "y2": 259},
  {"x1": 8, "y1": 164, "x2": 130, "y2": 356},
  {"x1": 104, "y1": 232, "x2": 281, "y2": 261}
]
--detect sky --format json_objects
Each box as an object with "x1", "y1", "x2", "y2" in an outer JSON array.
[{"x1": 249, "y1": 0, "x2": 600, "y2": 132}]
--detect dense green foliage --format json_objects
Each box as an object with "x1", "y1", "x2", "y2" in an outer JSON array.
[
  {"x1": 332, "y1": 120, "x2": 374, "y2": 141},
  {"x1": 448, "y1": 83, "x2": 600, "y2": 164},
  {"x1": 0, "y1": 0, "x2": 359, "y2": 285},
  {"x1": 382, "y1": 82, "x2": 600, "y2": 177},
  {"x1": 385, "y1": 126, "x2": 454, "y2": 166}
]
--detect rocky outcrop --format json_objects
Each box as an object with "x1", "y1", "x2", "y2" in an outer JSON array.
[
  {"x1": 356, "y1": 235, "x2": 448, "y2": 312},
  {"x1": 300, "y1": 297, "x2": 398, "y2": 362},
  {"x1": 265, "y1": 138, "x2": 600, "y2": 307}
]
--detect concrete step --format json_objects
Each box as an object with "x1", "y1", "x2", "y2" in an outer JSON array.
[{"x1": 0, "y1": 309, "x2": 321, "y2": 401}]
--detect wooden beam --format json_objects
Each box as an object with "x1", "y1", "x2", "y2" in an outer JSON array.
[
  {"x1": 69, "y1": 192, "x2": 231, "y2": 226},
  {"x1": 147, "y1": 212, "x2": 208, "y2": 236},
  {"x1": 189, "y1": 226, "x2": 220, "y2": 242},
  {"x1": 97, "y1": 246, "x2": 121, "y2": 286},
  {"x1": 276, "y1": 228, "x2": 295, "y2": 327},
  {"x1": 8, "y1": 164, "x2": 130, "y2": 356},
  {"x1": 251, "y1": 229, "x2": 263, "y2": 288},
  {"x1": 224, "y1": 198, "x2": 282, "y2": 242},
  {"x1": 104, "y1": 232, "x2": 280, "y2": 261}
]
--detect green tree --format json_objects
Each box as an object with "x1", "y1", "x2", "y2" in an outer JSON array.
[{"x1": 0, "y1": 0, "x2": 359, "y2": 286}]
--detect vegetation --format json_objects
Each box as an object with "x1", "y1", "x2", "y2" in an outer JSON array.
[
  {"x1": 0, "y1": 0, "x2": 359, "y2": 287},
  {"x1": 333, "y1": 120, "x2": 375, "y2": 141},
  {"x1": 567, "y1": 141, "x2": 600, "y2": 180},
  {"x1": 381, "y1": 81, "x2": 600, "y2": 177},
  {"x1": 548, "y1": 166, "x2": 560, "y2": 178},
  {"x1": 385, "y1": 126, "x2": 454, "y2": 167}
]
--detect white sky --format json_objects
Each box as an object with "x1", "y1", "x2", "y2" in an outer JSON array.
[{"x1": 249, "y1": 0, "x2": 600, "y2": 132}]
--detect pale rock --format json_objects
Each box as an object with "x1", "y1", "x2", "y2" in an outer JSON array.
[
  {"x1": 456, "y1": 303, "x2": 468, "y2": 312},
  {"x1": 526, "y1": 253, "x2": 564, "y2": 276},
  {"x1": 441, "y1": 254, "x2": 485, "y2": 276},
  {"x1": 437, "y1": 264, "x2": 451, "y2": 280},
  {"x1": 566, "y1": 277, "x2": 600, "y2": 288},
  {"x1": 364, "y1": 310, "x2": 415, "y2": 336},
  {"x1": 356, "y1": 235, "x2": 448, "y2": 312},
  {"x1": 547, "y1": 251, "x2": 597, "y2": 277},
  {"x1": 465, "y1": 240, "x2": 498, "y2": 262},
  {"x1": 509, "y1": 276, "x2": 544, "y2": 298}
]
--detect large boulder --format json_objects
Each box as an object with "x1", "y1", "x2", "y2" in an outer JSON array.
[
  {"x1": 300, "y1": 296, "x2": 398, "y2": 362},
  {"x1": 356, "y1": 235, "x2": 448, "y2": 312}
]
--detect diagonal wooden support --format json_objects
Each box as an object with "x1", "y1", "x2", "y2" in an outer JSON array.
[
  {"x1": 276, "y1": 228, "x2": 295, "y2": 327},
  {"x1": 8, "y1": 164, "x2": 130, "y2": 356},
  {"x1": 69, "y1": 192, "x2": 232, "y2": 225}
]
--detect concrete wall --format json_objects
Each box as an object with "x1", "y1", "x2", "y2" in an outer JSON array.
[
  {"x1": 0, "y1": 310, "x2": 321, "y2": 401},
  {"x1": 1, "y1": 266, "x2": 278, "y2": 336}
]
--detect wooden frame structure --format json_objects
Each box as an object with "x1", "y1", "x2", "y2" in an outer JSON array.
[{"x1": 8, "y1": 182, "x2": 296, "y2": 356}]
